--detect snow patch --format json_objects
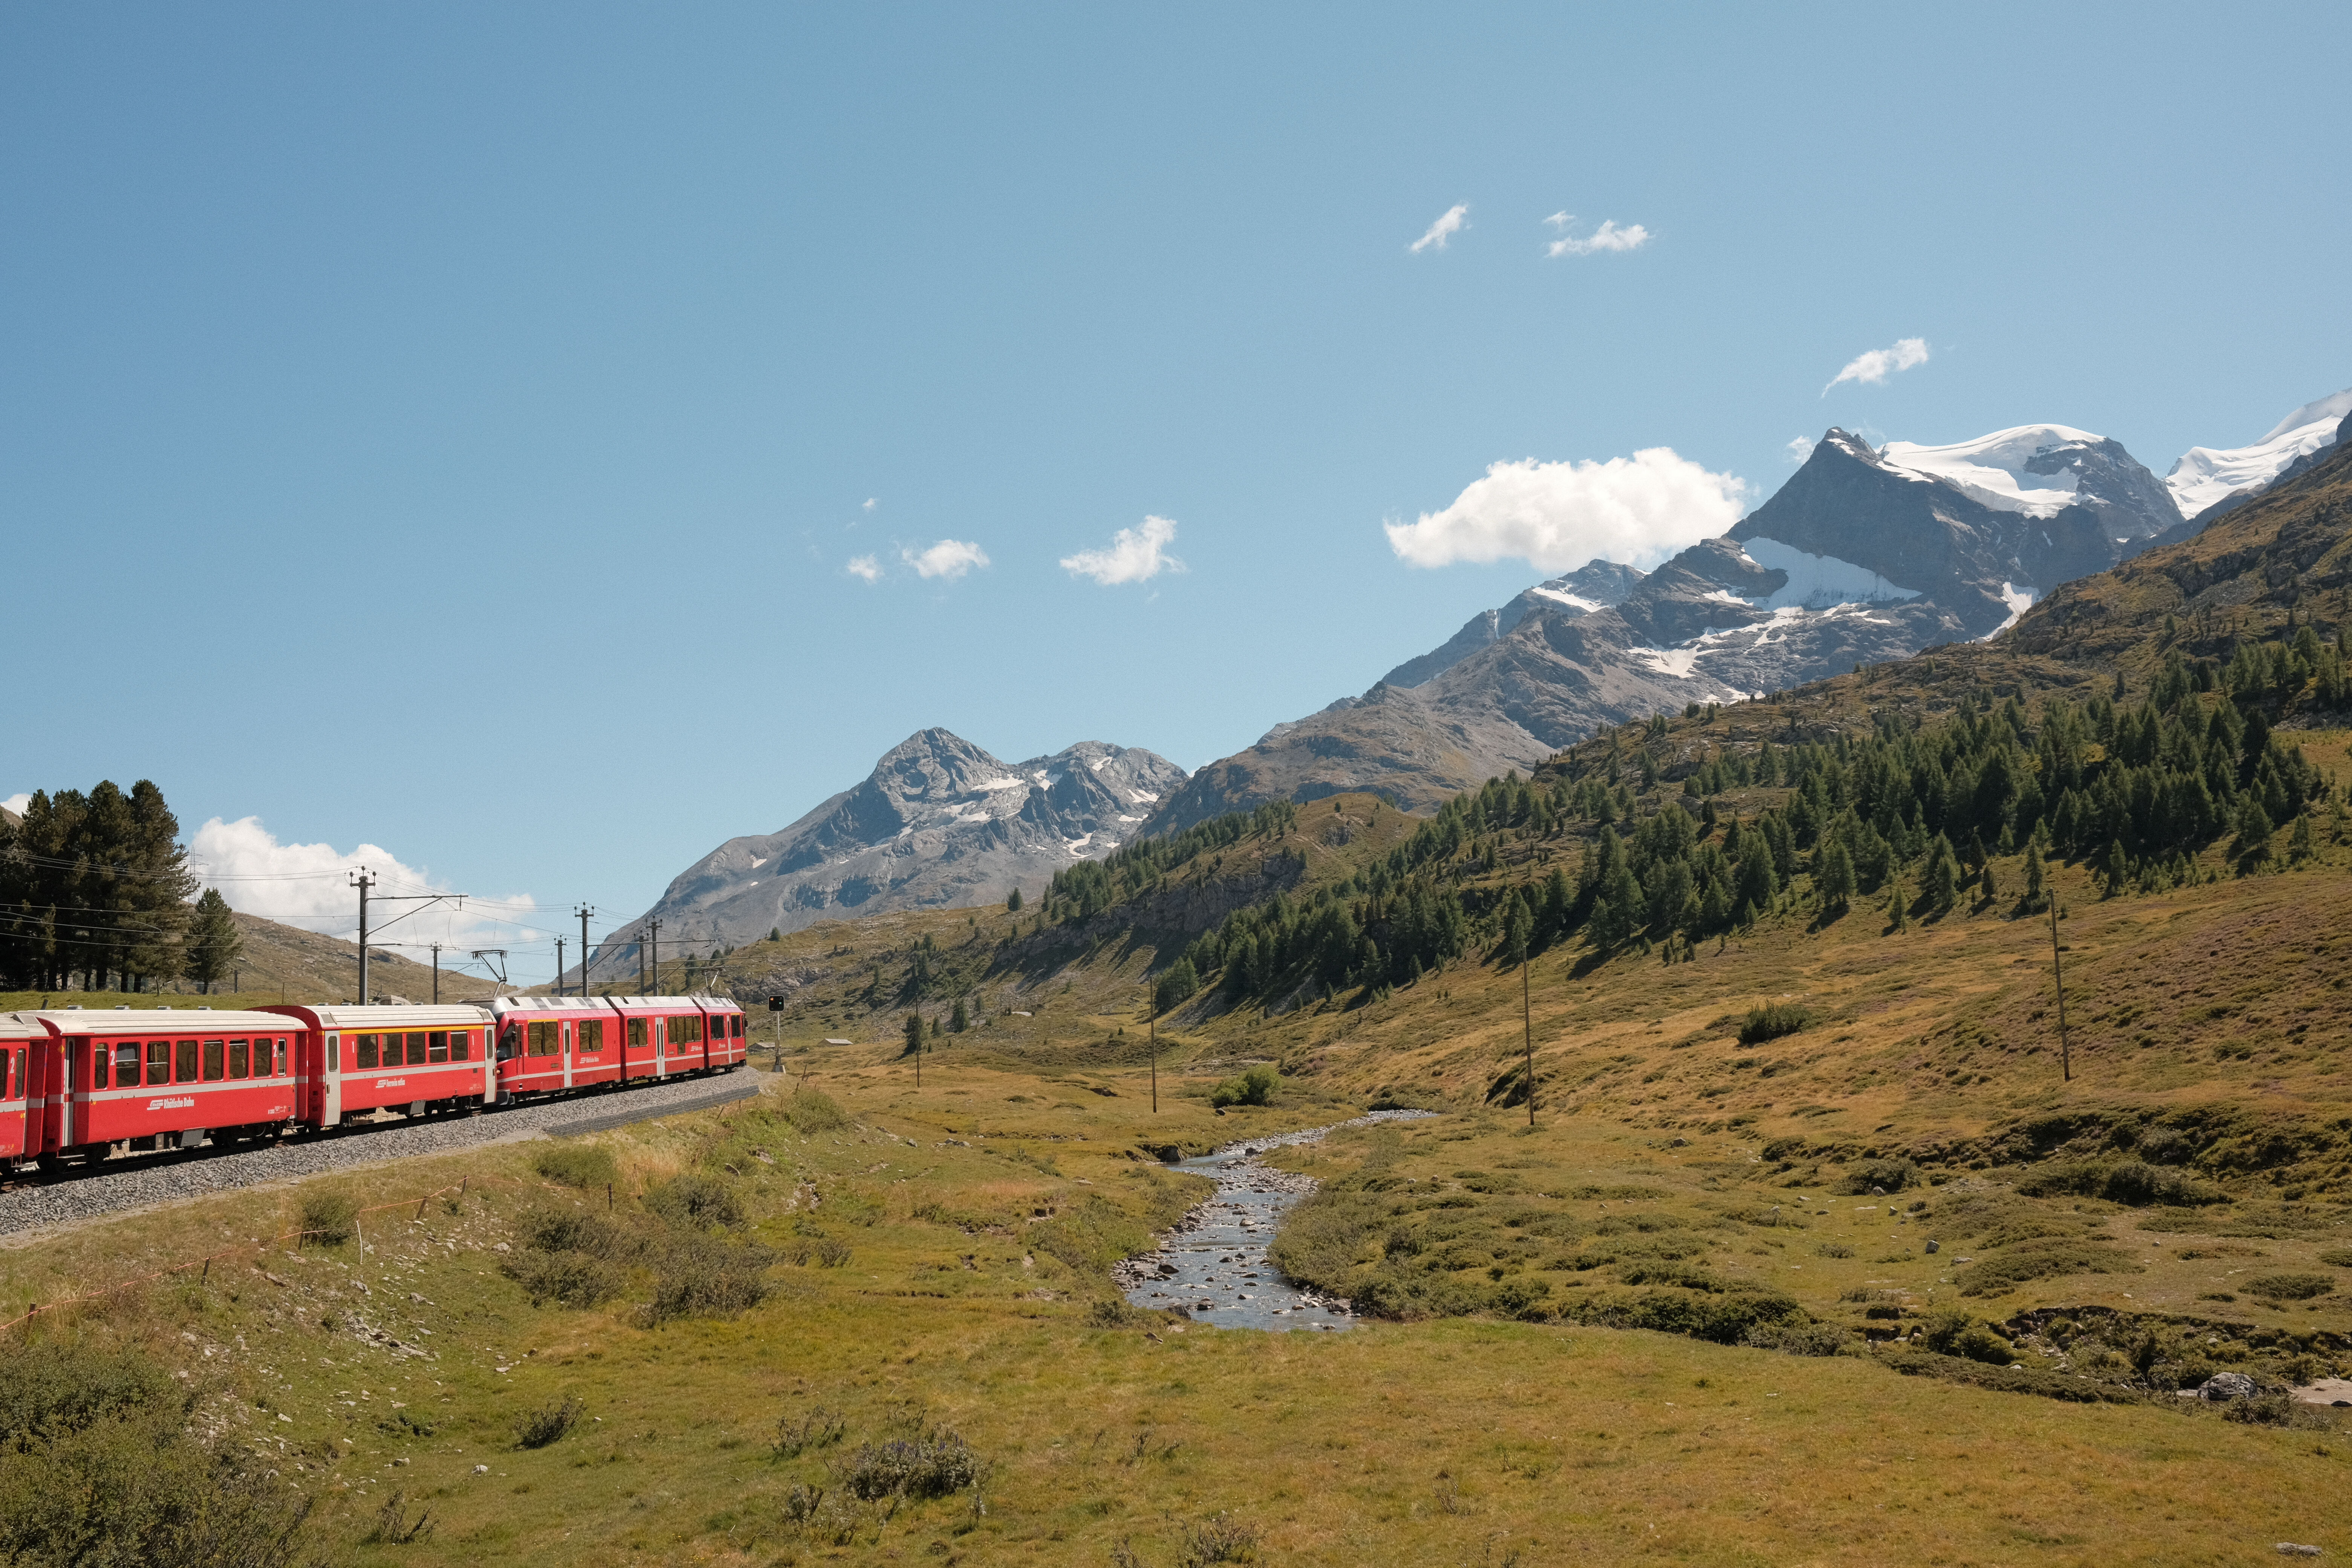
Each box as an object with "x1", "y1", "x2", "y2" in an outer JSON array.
[
  {"x1": 1981, "y1": 582, "x2": 2036, "y2": 639},
  {"x1": 1087, "y1": 756, "x2": 1112, "y2": 772},
  {"x1": 1739, "y1": 537, "x2": 1920, "y2": 609},
  {"x1": 972, "y1": 775, "x2": 1029, "y2": 792},
  {"x1": 1879, "y1": 425, "x2": 2104, "y2": 518},
  {"x1": 1631, "y1": 645, "x2": 1702, "y2": 679},
  {"x1": 1528, "y1": 585, "x2": 1604, "y2": 612},
  {"x1": 1127, "y1": 790, "x2": 1159, "y2": 804},
  {"x1": 2164, "y1": 388, "x2": 2352, "y2": 520}
]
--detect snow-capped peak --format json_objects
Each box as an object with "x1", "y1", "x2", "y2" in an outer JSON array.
[
  {"x1": 2165, "y1": 388, "x2": 2352, "y2": 523},
  {"x1": 1877, "y1": 425, "x2": 2107, "y2": 519}
]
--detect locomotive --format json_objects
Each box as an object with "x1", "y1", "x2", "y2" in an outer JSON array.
[{"x1": 0, "y1": 992, "x2": 748, "y2": 1171}]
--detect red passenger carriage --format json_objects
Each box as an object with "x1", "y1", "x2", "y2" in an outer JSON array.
[
  {"x1": 19, "y1": 1008, "x2": 301, "y2": 1164},
  {"x1": 257, "y1": 1004, "x2": 495, "y2": 1128}
]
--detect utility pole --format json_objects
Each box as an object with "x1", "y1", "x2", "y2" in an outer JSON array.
[
  {"x1": 1522, "y1": 957, "x2": 1536, "y2": 1127},
  {"x1": 644, "y1": 918, "x2": 662, "y2": 996},
  {"x1": 576, "y1": 904, "x2": 595, "y2": 997},
  {"x1": 429, "y1": 943, "x2": 443, "y2": 1004},
  {"x1": 350, "y1": 868, "x2": 375, "y2": 1004},
  {"x1": 555, "y1": 937, "x2": 567, "y2": 996},
  {"x1": 2050, "y1": 897, "x2": 2071, "y2": 1083},
  {"x1": 1145, "y1": 984, "x2": 1158, "y2": 1113}
]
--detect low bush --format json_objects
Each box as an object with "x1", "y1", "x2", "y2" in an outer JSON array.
[
  {"x1": 1209, "y1": 1066, "x2": 1279, "y2": 1109},
  {"x1": 646, "y1": 1174, "x2": 748, "y2": 1231},
  {"x1": 1176, "y1": 1512, "x2": 1260, "y2": 1566},
  {"x1": 516, "y1": 1394, "x2": 585, "y2": 1449},
  {"x1": 0, "y1": 1344, "x2": 323, "y2": 1565},
  {"x1": 1816, "y1": 1242, "x2": 1856, "y2": 1258},
  {"x1": 1954, "y1": 1240, "x2": 2141, "y2": 1296},
  {"x1": 1744, "y1": 1320, "x2": 1854, "y2": 1356},
  {"x1": 1917, "y1": 1306, "x2": 2017, "y2": 1365},
  {"x1": 299, "y1": 1190, "x2": 360, "y2": 1246},
  {"x1": 2244, "y1": 1272, "x2": 2335, "y2": 1303},
  {"x1": 2320, "y1": 1250, "x2": 2352, "y2": 1268},
  {"x1": 1554, "y1": 1285, "x2": 1806, "y2": 1344},
  {"x1": 1738, "y1": 1001, "x2": 1811, "y2": 1046},
  {"x1": 782, "y1": 1089, "x2": 848, "y2": 1134},
  {"x1": 532, "y1": 1141, "x2": 618, "y2": 1190},
  {"x1": 645, "y1": 1236, "x2": 773, "y2": 1324},
  {"x1": 360, "y1": 1489, "x2": 435, "y2": 1545},
  {"x1": 1834, "y1": 1158, "x2": 1921, "y2": 1195},
  {"x1": 773, "y1": 1406, "x2": 846, "y2": 1459},
  {"x1": 833, "y1": 1428, "x2": 981, "y2": 1501},
  {"x1": 2016, "y1": 1160, "x2": 2225, "y2": 1207},
  {"x1": 501, "y1": 1248, "x2": 625, "y2": 1309}
]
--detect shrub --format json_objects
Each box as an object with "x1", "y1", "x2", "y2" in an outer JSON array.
[
  {"x1": 2318, "y1": 1250, "x2": 2352, "y2": 1268},
  {"x1": 833, "y1": 1429, "x2": 981, "y2": 1500},
  {"x1": 517, "y1": 1207, "x2": 636, "y2": 1262},
  {"x1": 645, "y1": 1237, "x2": 773, "y2": 1324},
  {"x1": 501, "y1": 1249, "x2": 625, "y2": 1309},
  {"x1": 1738, "y1": 1001, "x2": 1811, "y2": 1045},
  {"x1": 2016, "y1": 1160, "x2": 2224, "y2": 1207},
  {"x1": 646, "y1": 1174, "x2": 748, "y2": 1231},
  {"x1": 533, "y1": 1141, "x2": 618, "y2": 1190},
  {"x1": 783, "y1": 1089, "x2": 848, "y2": 1134},
  {"x1": 0, "y1": 1344, "x2": 321, "y2": 1566},
  {"x1": 2244, "y1": 1272, "x2": 2335, "y2": 1303},
  {"x1": 1744, "y1": 1320, "x2": 1853, "y2": 1356},
  {"x1": 1209, "y1": 1065, "x2": 1279, "y2": 1108},
  {"x1": 360, "y1": 1489, "x2": 435, "y2": 1545},
  {"x1": 1917, "y1": 1306, "x2": 2016, "y2": 1365},
  {"x1": 516, "y1": 1395, "x2": 585, "y2": 1449},
  {"x1": 1816, "y1": 1242, "x2": 1856, "y2": 1259},
  {"x1": 1954, "y1": 1240, "x2": 2140, "y2": 1296},
  {"x1": 299, "y1": 1190, "x2": 360, "y2": 1246},
  {"x1": 1177, "y1": 1513, "x2": 1261, "y2": 1566},
  {"x1": 1153, "y1": 957, "x2": 1201, "y2": 1014},
  {"x1": 773, "y1": 1406, "x2": 846, "y2": 1459},
  {"x1": 1834, "y1": 1158, "x2": 1921, "y2": 1195}
]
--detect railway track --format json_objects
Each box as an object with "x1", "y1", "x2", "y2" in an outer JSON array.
[{"x1": 0, "y1": 1067, "x2": 767, "y2": 1239}]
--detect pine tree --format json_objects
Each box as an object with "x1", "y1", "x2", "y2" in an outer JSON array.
[
  {"x1": 768, "y1": 927, "x2": 781, "y2": 943},
  {"x1": 1888, "y1": 879, "x2": 1909, "y2": 933},
  {"x1": 1815, "y1": 839, "x2": 1856, "y2": 913},
  {"x1": 184, "y1": 888, "x2": 242, "y2": 994},
  {"x1": 2023, "y1": 842, "x2": 2046, "y2": 911},
  {"x1": 950, "y1": 996, "x2": 969, "y2": 1033},
  {"x1": 1502, "y1": 889, "x2": 1533, "y2": 966},
  {"x1": 1979, "y1": 860, "x2": 1999, "y2": 905},
  {"x1": 1922, "y1": 833, "x2": 1960, "y2": 910},
  {"x1": 2289, "y1": 808, "x2": 2315, "y2": 862},
  {"x1": 1007, "y1": 887, "x2": 1024, "y2": 913},
  {"x1": 902, "y1": 1013, "x2": 924, "y2": 1058}
]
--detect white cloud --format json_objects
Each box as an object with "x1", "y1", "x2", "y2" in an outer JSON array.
[
  {"x1": 1060, "y1": 515, "x2": 1184, "y2": 586},
  {"x1": 1, "y1": 793, "x2": 28, "y2": 817},
  {"x1": 1384, "y1": 449, "x2": 1748, "y2": 574},
  {"x1": 901, "y1": 539, "x2": 990, "y2": 580},
  {"x1": 1544, "y1": 216, "x2": 1651, "y2": 257},
  {"x1": 1785, "y1": 436, "x2": 1817, "y2": 465},
  {"x1": 187, "y1": 816, "x2": 535, "y2": 959},
  {"x1": 1822, "y1": 336, "x2": 1929, "y2": 396},
  {"x1": 845, "y1": 554, "x2": 881, "y2": 582},
  {"x1": 862, "y1": 497, "x2": 877, "y2": 511},
  {"x1": 1409, "y1": 203, "x2": 1469, "y2": 254}
]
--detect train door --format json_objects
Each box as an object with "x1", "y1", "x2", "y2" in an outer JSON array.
[{"x1": 0, "y1": 1031, "x2": 28, "y2": 1162}]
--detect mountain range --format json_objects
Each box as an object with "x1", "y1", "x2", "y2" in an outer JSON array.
[
  {"x1": 601, "y1": 383, "x2": 2348, "y2": 950},
  {"x1": 585, "y1": 732, "x2": 1186, "y2": 980},
  {"x1": 1145, "y1": 392, "x2": 2350, "y2": 831}
]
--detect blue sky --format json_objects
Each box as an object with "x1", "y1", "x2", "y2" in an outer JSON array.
[{"x1": 6, "y1": 3, "x2": 2347, "y2": 972}]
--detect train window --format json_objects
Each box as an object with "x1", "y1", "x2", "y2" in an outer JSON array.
[
  {"x1": 2, "y1": 1052, "x2": 10, "y2": 1099},
  {"x1": 732, "y1": 1015, "x2": 744, "y2": 1038},
  {"x1": 89, "y1": 1045, "x2": 109, "y2": 1090},
  {"x1": 148, "y1": 1041, "x2": 171, "y2": 1086},
  {"x1": 579, "y1": 1020, "x2": 604, "y2": 1052},
  {"x1": 174, "y1": 1039, "x2": 198, "y2": 1083},
  {"x1": 427, "y1": 1031, "x2": 448, "y2": 1064},
  {"x1": 405, "y1": 1031, "x2": 427, "y2": 1066},
  {"x1": 229, "y1": 1040, "x2": 250, "y2": 1078},
  {"x1": 527, "y1": 1020, "x2": 559, "y2": 1056},
  {"x1": 672, "y1": 1015, "x2": 702, "y2": 1045},
  {"x1": 116, "y1": 1044, "x2": 140, "y2": 1085},
  {"x1": 627, "y1": 1018, "x2": 647, "y2": 1049},
  {"x1": 450, "y1": 1030, "x2": 470, "y2": 1062},
  {"x1": 202, "y1": 1040, "x2": 225, "y2": 1082},
  {"x1": 355, "y1": 1033, "x2": 379, "y2": 1070}
]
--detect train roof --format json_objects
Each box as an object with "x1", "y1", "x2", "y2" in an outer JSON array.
[
  {"x1": 25, "y1": 1008, "x2": 303, "y2": 1033},
  {"x1": 593, "y1": 995, "x2": 741, "y2": 1014},
  {"x1": 483, "y1": 996, "x2": 614, "y2": 1015},
  {"x1": 257, "y1": 1003, "x2": 495, "y2": 1030},
  {"x1": 0, "y1": 1014, "x2": 43, "y2": 1041}
]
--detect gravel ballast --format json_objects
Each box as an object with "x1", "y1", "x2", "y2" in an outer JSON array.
[{"x1": 0, "y1": 1068, "x2": 770, "y2": 1240}]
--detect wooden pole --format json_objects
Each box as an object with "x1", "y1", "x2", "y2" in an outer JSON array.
[
  {"x1": 2050, "y1": 896, "x2": 2070, "y2": 1083},
  {"x1": 1147, "y1": 986, "x2": 1158, "y2": 1114},
  {"x1": 1522, "y1": 958, "x2": 1535, "y2": 1125}
]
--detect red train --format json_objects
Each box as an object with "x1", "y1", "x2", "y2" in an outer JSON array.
[{"x1": 0, "y1": 992, "x2": 747, "y2": 1172}]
